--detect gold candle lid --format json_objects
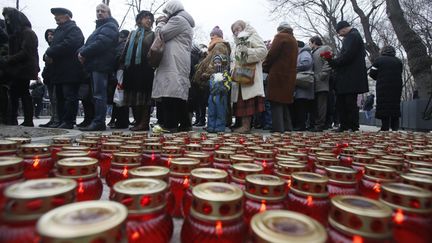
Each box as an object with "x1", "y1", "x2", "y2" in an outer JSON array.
[
  {"x1": 36, "y1": 201, "x2": 127, "y2": 242},
  {"x1": 366, "y1": 150, "x2": 386, "y2": 159},
  {"x1": 275, "y1": 161, "x2": 306, "y2": 177},
  {"x1": 404, "y1": 152, "x2": 424, "y2": 161},
  {"x1": 111, "y1": 131, "x2": 123, "y2": 136},
  {"x1": 170, "y1": 158, "x2": 200, "y2": 176},
  {"x1": 341, "y1": 147, "x2": 356, "y2": 156},
  {"x1": 230, "y1": 154, "x2": 254, "y2": 165},
  {"x1": 201, "y1": 141, "x2": 216, "y2": 150},
  {"x1": 125, "y1": 139, "x2": 143, "y2": 146},
  {"x1": 4, "y1": 178, "x2": 77, "y2": 221},
  {"x1": 144, "y1": 138, "x2": 160, "y2": 143},
  {"x1": 119, "y1": 145, "x2": 142, "y2": 153},
  {"x1": 191, "y1": 182, "x2": 243, "y2": 222},
  {"x1": 290, "y1": 172, "x2": 328, "y2": 198},
  {"x1": 57, "y1": 151, "x2": 89, "y2": 160},
  {"x1": 375, "y1": 159, "x2": 404, "y2": 172},
  {"x1": 255, "y1": 150, "x2": 274, "y2": 160},
  {"x1": 329, "y1": 195, "x2": 392, "y2": 239},
  {"x1": 62, "y1": 146, "x2": 90, "y2": 152},
  {"x1": 261, "y1": 143, "x2": 275, "y2": 150},
  {"x1": 51, "y1": 137, "x2": 72, "y2": 146},
  {"x1": 77, "y1": 139, "x2": 98, "y2": 149},
  {"x1": 161, "y1": 146, "x2": 182, "y2": 156},
  {"x1": 277, "y1": 147, "x2": 295, "y2": 156},
  {"x1": 129, "y1": 166, "x2": 170, "y2": 182},
  {"x1": 246, "y1": 146, "x2": 264, "y2": 156},
  {"x1": 186, "y1": 144, "x2": 202, "y2": 153},
  {"x1": 0, "y1": 139, "x2": 18, "y2": 152},
  {"x1": 230, "y1": 144, "x2": 246, "y2": 154},
  {"x1": 0, "y1": 156, "x2": 23, "y2": 178},
  {"x1": 275, "y1": 155, "x2": 299, "y2": 163},
  {"x1": 190, "y1": 168, "x2": 228, "y2": 187},
  {"x1": 406, "y1": 160, "x2": 432, "y2": 169},
  {"x1": 5, "y1": 137, "x2": 31, "y2": 145},
  {"x1": 142, "y1": 142, "x2": 162, "y2": 153},
  {"x1": 400, "y1": 173, "x2": 432, "y2": 192},
  {"x1": 363, "y1": 165, "x2": 397, "y2": 182},
  {"x1": 112, "y1": 152, "x2": 141, "y2": 165},
  {"x1": 409, "y1": 167, "x2": 432, "y2": 177},
  {"x1": 251, "y1": 210, "x2": 327, "y2": 243},
  {"x1": 218, "y1": 146, "x2": 236, "y2": 153},
  {"x1": 214, "y1": 149, "x2": 235, "y2": 161},
  {"x1": 56, "y1": 157, "x2": 98, "y2": 179},
  {"x1": 287, "y1": 152, "x2": 308, "y2": 163},
  {"x1": 325, "y1": 166, "x2": 356, "y2": 184},
  {"x1": 316, "y1": 156, "x2": 339, "y2": 168},
  {"x1": 112, "y1": 178, "x2": 168, "y2": 214},
  {"x1": 232, "y1": 163, "x2": 263, "y2": 182},
  {"x1": 308, "y1": 147, "x2": 325, "y2": 155},
  {"x1": 18, "y1": 143, "x2": 51, "y2": 158},
  {"x1": 185, "y1": 152, "x2": 211, "y2": 166},
  {"x1": 380, "y1": 183, "x2": 432, "y2": 213},
  {"x1": 245, "y1": 174, "x2": 286, "y2": 201},
  {"x1": 106, "y1": 138, "x2": 125, "y2": 144},
  {"x1": 315, "y1": 152, "x2": 336, "y2": 158},
  {"x1": 352, "y1": 154, "x2": 375, "y2": 165},
  {"x1": 100, "y1": 142, "x2": 121, "y2": 152}
]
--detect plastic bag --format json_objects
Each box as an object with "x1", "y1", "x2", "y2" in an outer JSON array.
[{"x1": 113, "y1": 70, "x2": 125, "y2": 106}]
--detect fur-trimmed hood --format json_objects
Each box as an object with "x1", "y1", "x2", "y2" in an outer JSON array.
[{"x1": 2, "y1": 7, "x2": 32, "y2": 35}]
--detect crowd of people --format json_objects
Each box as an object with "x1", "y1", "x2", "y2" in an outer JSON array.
[{"x1": 0, "y1": 0, "x2": 403, "y2": 132}]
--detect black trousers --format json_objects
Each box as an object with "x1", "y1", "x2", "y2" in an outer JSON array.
[
  {"x1": 336, "y1": 93, "x2": 359, "y2": 130},
  {"x1": 293, "y1": 98, "x2": 313, "y2": 130},
  {"x1": 56, "y1": 83, "x2": 80, "y2": 125},
  {"x1": 161, "y1": 97, "x2": 190, "y2": 130},
  {"x1": 9, "y1": 80, "x2": 33, "y2": 124},
  {"x1": 314, "y1": 91, "x2": 328, "y2": 129},
  {"x1": 380, "y1": 116, "x2": 399, "y2": 131},
  {"x1": 0, "y1": 85, "x2": 9, "y2": 124},
  {"x1": 32, "y1": 97, "x2": 43, "y2": 117}
]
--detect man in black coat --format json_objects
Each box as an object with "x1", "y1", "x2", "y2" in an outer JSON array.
[
  {"x1": 1, "y1": 8, "x2": 39, "y2": 127},
  {"x1": 329, "y1": 21, "x2": 369, "y2": 132},
  {"x1": 78, "y1": 3, "x2": 119, "y2": 131},
  {"x1": 45, "y1": 8, "x2": 84, "y2": 129}
]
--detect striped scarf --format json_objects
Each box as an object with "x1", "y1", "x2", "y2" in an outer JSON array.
[{"x1": 125, "y1": 27, "x2": 145, "y2": 67}]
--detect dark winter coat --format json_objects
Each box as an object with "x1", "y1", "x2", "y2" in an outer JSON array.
[
  {"x1": 30, "y1": 81, "x2": 45, "y2": 98},
  {"x1": 263, "y1": 31, "x2": 298, "y2": 104},
  {"x1": 45, "y1": 21, "x2": 84, "y2": 84},
  {"x1": 41, "y1": 29, "x2": 55, "y2": 86},
  {"x1": 79, "y1": 17, "x2": 119, "y2": 73},
  {"x1": 330, "y1": 28, "x2": 368, "y2": 95},
  {"x1": 369, "y1": 55, "x2": 403, "y2": 118},
  {"x1": 2, "y1": 7, "x2": 39, "y2": 80}
]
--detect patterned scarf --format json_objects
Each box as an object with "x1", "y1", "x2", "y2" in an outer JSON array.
[{"x1": 125, "y1": 27, "x2": 145, "y2": 67}]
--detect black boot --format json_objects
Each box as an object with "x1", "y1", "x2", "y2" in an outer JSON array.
[{"x1": 21, "y1": 95, "x2": 34, "y2": 127}]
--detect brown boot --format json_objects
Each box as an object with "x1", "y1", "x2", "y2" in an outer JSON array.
[
  {"x1": 130, "y1": 105, "x2": 150, "y2": 131},
  {"x1": 234, "y1": 116, "x2": 251, "y2": 133}
]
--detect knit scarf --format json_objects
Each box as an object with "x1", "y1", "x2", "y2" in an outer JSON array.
[
  {"x1": 208, "y1": 37, "x2": 224, "y2": 52},
  {"x1": 125, "y1": 27, "x2": 145, "y2": 67}
]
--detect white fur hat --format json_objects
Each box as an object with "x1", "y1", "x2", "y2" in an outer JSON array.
[{"x1": 163, "y1": 0, "x2": 184, "y2": 16}]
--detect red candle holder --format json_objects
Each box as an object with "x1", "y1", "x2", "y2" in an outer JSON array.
[
  {"x1": 376, "y1": 158, "x2": 404, "y2": 174},
  {"x1": 181, "y1": 182, "x2": 247, "y2": 243},
  {"x1": 286, "y1": 172, "x2": 330, "y2": 226},
  {"x1": 315, "y1": 156, "x2": 339, "y2": 175},
  {"x1": 403, "y1": 152, "x2": 425, "y2": 168},
  {"x1": 213, "y1": 150, "x2": 235, "y2": 172},
  {"x1": 5, "y1": 137, "x2": 31, "y2": 146},
  {"x1": 251, "y1": 210, "x2": 327, "y2": 243},
  {"x1": 380, "y1": 183, "x2": 432, "y2": 243},
  {"x1": 49, "y1": 137, "x2": 72, "y2": 162},
  {"x1": 55, "y1": 157, "x2": 102, "y2": 201},
  {"x1": 244, "y1": 174, "x2": 286, "y2": 226},
  {"x1": 0, "y1": 178, "x2": 76, "y2": 243},
  {"x1": 182, "y1": 168, "x2": 228, "y2": 218},
  {"x1": 0, "y1": 140, "x2": 18, "y2": 157},
  {"x1": 351, "y1": 154, "x2": 375, "y2": 181},
  {"x1": 201, "y1": 141, "x2": 216, "y2": 164},
  {"x1": 230, "y1": 154, "x2": 254, "y2": 176},
  {"x1": 308, "y1": 147, "x2": 325, "y2": 166},
  {"x1": 99, "y1": 142, "x2": 122, "y2": 178},
  {"x1": 106, "y1": 152, "x2": 141, "y2": 187},
  {"x1": 359, "y1": 165, "x2": 397, "y2": 200},
  {"x1": 169, "y1": 157, "x2": 200, "y2": 217},
  {"x1": 0, "y1": 156, "x2": 24, "y2": 209},
  {"x1": 230, "y1": 144, "x2": 246, "y2": 154},
  {"x1": 245, "y1": 146, "x2": 263, "y2": 158},
  {"x1": 18, "y1": 143, "x2": 53, "y2": 179},
  {"x1": 230, "y1": 163, "x2": 263, "y2": 190},
  {"x1": 111, "y1": 178, "x2": 173, "y2": 243},
  {"x1": 77, "y1": 139, "x2": 100, "y2": 159},
  {"x1": 400, "y1": 172, "x2": 432, "y2": 192},
  {"x1": 253, "y1": 150, "x2": 275, "y2": 175},
  {"x1": 56, "y1": 150, "x2": 89, "y2": 164},
  {"x1": 160, "y1": 146, "x2": 182, "y2": 168},
  {"x1": 142, "y1": 143, "x2": 162, "y2": 166},
  {"x1": 328, "y1": 195, "x2": 393, "y2": 243},
  {"x1": 129, "y1": 166, "x2": 174, "y2": 215},
  {"x1": 287, "y1": 151, "x2": 311, "y2": 170},
  {"x1": 185, "y1": 144, "x2": 202, "y2": 154},
  {"x1": 186, "y1": 152, "x2": 212, "y2": 167},
  {"x1": 274, "y1": 161, "x2": 307, "y2": 193},
  {"x1": 36, "y1": 201, "x2": 127, "y2": 242},
  {"x1": 276, "y1": 147, "x2": 295, "y2": 157},
  {"x1": 119, "y1": 144, "x2": 142, "y2": 154},
  {"x1": 325, "y1": 166, "x2": 358, "y2": 198}
]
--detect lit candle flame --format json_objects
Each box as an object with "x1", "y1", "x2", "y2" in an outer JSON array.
[
  {"x1": 287, "y1": 179, "x2": 292, "y2": 188},
  {"x1": 353, "y1": 235, "x2": 363, "y2": 243},
  {"x1": 259, "y1": 200, "x2": 267, "y2": 213},
  {"x1": 131, "y1": 231, "x2": 140, "y2": 240},
  {"x1": 183, "y1": 177, "x2": 189, "y2": 188},
  {"x1": 122, "y1": 167, "x2": 128, "y2": 178},
  {"x1": 167, "y1": 157, "x2": 172, "y2": 167},
  {"x1": 78, "y1": 181, "x2": 84, "y2": 194},
  {"x1": 33, "y1": 157, "x2": 40, "y2": 168},
  {"x1": 394, "y1": 209, "x2": 404, "y2": 224},
  {"x1": 262, "y1": 160, "x2": 267, "y2": 168},
  {"x1": 373, "y1": 183, "x2": 381, "y2": 193},
  {"x1": 215, "y1": 220, "x2": 223, "y2": 236},
  {"x1": 307, "y1": 196, "x2": 313, "y2": 206},
  {"x1": 151, "y1": 152, "x2": 155, "y2": 161}
]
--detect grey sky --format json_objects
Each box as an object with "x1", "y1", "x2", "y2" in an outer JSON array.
[{"x1": 2, "y1": 0, "x2": 287, "y2": 76}]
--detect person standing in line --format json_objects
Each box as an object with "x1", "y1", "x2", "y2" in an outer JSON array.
[
  {"x1": 151, "y1": 0, "x2": 195, "y2": 133},
  {"x1": 230, "y1": 20, "x2": 268, "y2": 133},
  {"x1": 45, "y1": 8, "x2": 84, "y2": 129},
  {"x1": 119, "y1": 11, "x2": 155, "y2": 131},
  {"x1": 30, "y1": 78, "x2": 45, "y2": 119},
  {"x1": 263, "y1": 22, "x2": 297, "y2": 133},
  {"x1": 1, "y1": 7, "x2": 39, "y2": 127},
  {"x1": 369, "y1": 46, "x2": 403, "y2": 131},
  {"x1": 328, "y1": 21, "x2": 369, "y2": 132},
  {"x1": 309, "y1": 35, "x2": 332, "y2": 132},
  {"x1": 78, "y1": 3, "x2": 119, "y2": 131},
  {"x1": 0, "y1": 18, "x2": 9, "y2": 124}
]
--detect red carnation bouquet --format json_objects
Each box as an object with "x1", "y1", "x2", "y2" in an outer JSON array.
[{"x1": 320, "y1": 51, "x2": 333, "y2": 60}]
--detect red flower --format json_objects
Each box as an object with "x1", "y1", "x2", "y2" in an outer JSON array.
[{"x1": 320, "y1": 51, "x2": 333, "y2": 60}]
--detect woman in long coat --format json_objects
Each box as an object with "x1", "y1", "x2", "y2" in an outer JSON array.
[
  {"x1": 120, "y1": 11, "x2": 155, "y2": 131},
  {"x1": 231, "y1": 20, "x2": 268, "y2": 133},
  {"x1": 369, "y1": 45, "x2": 403, "y2": 131},
  {"x1": 263, "y1": 22, "x2": 297, "y2": 132},
  {"x1": 151, "y1": 0, "x2": 195, "y2": 132}
]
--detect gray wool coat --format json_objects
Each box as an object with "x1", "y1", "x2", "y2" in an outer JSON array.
[
  {"x1": 311, "y1": 45, "x2": 332, "y2": 93},
  {"x1": 151, "y1": 10, "x2": 195, "y2": 101},
  {"x1": 295, "y1": 46, "x2": 314, "y2": 100}
]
